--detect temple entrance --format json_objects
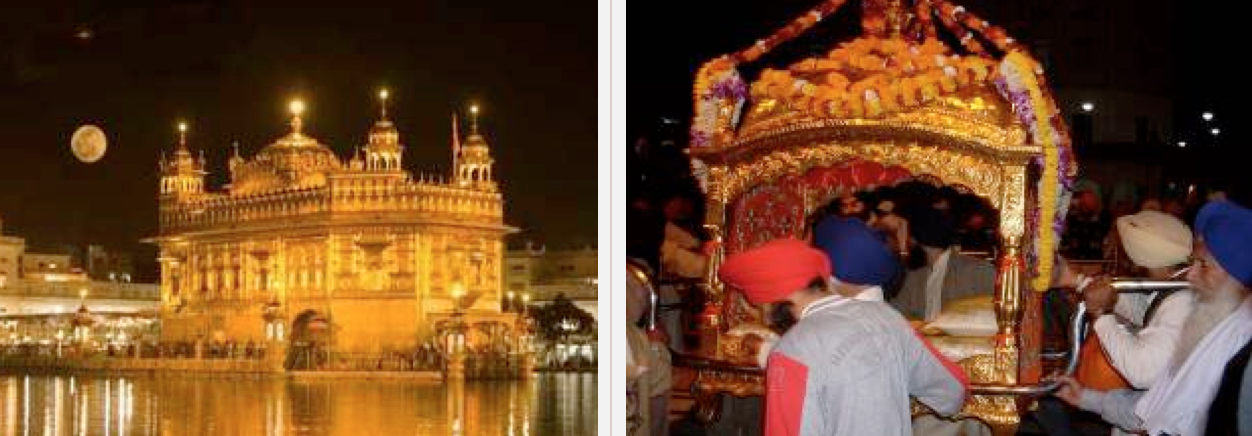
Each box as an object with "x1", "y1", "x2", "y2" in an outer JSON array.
[{"x1": 286, "y1": 309, "x2": 331, "y2": 370}]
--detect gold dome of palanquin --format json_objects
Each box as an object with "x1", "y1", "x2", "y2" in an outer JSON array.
[
  {"x1": 683, "y1": 0, "x2": 1079, "y2": 431},
  {"x1": 735, "y1": 37, "x2": 1027, "y2": 149}
]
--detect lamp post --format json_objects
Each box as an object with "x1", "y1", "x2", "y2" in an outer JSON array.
[
  {"x1": 72, "y1": 301, "x2": 93, "y2": 352},
  {"x1": 445, "y1": 282, "x2": 468, "y2": 380}
]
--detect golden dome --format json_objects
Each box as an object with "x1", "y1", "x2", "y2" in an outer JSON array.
[
  {"x1": 459, "y1": 104, "x2": 492, "y2": 161},
  {"x1": 367, "y1": 120, "x2": 401, "y2": 152},
  {"x1": 232, "y1": 107, "x2": 343, "y2": 194}
]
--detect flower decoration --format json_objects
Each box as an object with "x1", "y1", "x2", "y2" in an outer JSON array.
[
  {"x1": 691, "y1": 57, "x2": 749, "y2": 148},
  {"x1": 747, "y1": 36, "x2": 998, "y2": 120},
  {"x1": 995, "y1": 51, "x2": 1076, "y2": 292}
]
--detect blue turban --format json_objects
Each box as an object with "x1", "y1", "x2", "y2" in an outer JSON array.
[
  {"x1": 1196, "y1": 200, "x2": 1252, "y2": 287},
  {"x1": 813, "y1": 216, "x2": 901, "y2": 286}
]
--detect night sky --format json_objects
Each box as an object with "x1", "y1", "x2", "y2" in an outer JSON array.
[
  {"x1": 630, "y1": 0, "x2": 1245, "y2": 190},
  {"x1": 0, "y1": 1, "x2": 596, "y2": 280}
]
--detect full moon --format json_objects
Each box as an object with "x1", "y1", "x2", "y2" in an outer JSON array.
[{"x1": 70, "y1": 125, "x2": 107, "y2": 163}]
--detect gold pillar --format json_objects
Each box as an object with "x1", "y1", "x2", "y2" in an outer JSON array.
[
  {"x1": 993, "y1": 235, "x2": 1022, "y2": 385},
  {"x1": 698, "y1": 199, "x2": 727, "y2": 357}
]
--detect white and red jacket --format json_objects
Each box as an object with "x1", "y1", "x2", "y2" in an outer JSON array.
[{"x1": 764, "y1": 295, "x2": 969, "y2": 436}]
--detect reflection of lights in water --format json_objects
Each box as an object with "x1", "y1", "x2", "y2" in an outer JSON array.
[
  {"x1": 51, "y1": 377, "x2": 64, "y2": 436},
  {"x1": 24, "y1": 375, "x2": 30, "y2": 436},
  {"x1": 0, "y1": 375, "x2": 589, "y2": 434},
  {"x1": 6, "y1": 378, "x2": 16, "y2": 436},
  {"x1": 117, "y1": 378, "x2": 131, "y2": 436},
  {"x1": 79, "y1": 391, "x2": 88, "y2": 436},
  {"x1": 104, "y1": 379, "x2": 110, "y2": 436}
]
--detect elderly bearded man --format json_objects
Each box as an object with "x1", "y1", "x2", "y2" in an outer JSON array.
[
  {"x1": 719, "y1": 238, "x2": 968, "y2": 436},
  {"x1": 1056, "y1": 200, "x2": 1252, "y2": 435}
]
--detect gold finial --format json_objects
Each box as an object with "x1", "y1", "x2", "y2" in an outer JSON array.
[
  {"x1": 79, "y1": 288, "x2": 88, "y2": 300},
  {"x1": 289, "y1": 98, "x2": 305, "y2": 133},
  {"x1": 469, "y1": 103, "x2": 480, "y2": 134},
  {"x1": 378, "y1": 88, "x2": 390, "y2": 120},
  {"x1": 177, "y1": 121, "x2": 188, "y2": 147}
]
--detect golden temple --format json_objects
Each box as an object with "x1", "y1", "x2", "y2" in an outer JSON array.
[{"x1": 148, "y1": 93, "x2": 516, "y2": 354}]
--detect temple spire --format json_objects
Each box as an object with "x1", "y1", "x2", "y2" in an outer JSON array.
[
  {"x1": 452, "y1": 112, "x2": 461, "y2": 180},
  {"x1": 177, "y1": 122, "x2": 188, "y2": 149},
  {"x1": 288, "y1": 99, "x2": 305, "y2": 134},
  {"x1": 378, "y1": 88, "x2": 390, "y2": 120}
]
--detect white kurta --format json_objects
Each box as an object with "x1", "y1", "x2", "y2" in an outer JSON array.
[{"x1": 1093, "y1": 290, "x2": 1194, "y2": 388}]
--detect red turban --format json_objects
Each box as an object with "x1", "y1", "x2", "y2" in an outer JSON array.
[{"x1": 718, "y1": 239, "x2": 832, "y2": 305}]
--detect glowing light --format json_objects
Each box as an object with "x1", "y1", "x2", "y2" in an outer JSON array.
[
  {"x1": 470, "y1": 104, "x2": 479, "y2": 115},
  {"x1": 1080, "y1": 102, "x2": 1094, "y2": 112},
  {"x1": 289, "y1": 99, "x2": 305, "y2": 116},
  {"x1": 1203, "y1": 112, "x2": 1214, "y2": 122},
  {"x1": 378, "y1": 89, "x2": 389, "y2": 100},
  {"x1": 1178, "y1": 141, "x2": 1186, "y2": 148},
  {"x1": 177, "y1": 122, "x2": 187, "y2": 133},
  {"x1": 1211, "y1": 128, "x2": 1221, "y2": 136}
]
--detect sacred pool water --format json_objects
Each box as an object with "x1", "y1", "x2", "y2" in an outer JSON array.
[{"x1": 0, "y1": 372, "x2": 596, "y2": 435}]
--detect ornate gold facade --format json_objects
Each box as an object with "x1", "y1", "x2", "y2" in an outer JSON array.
[{"x1": 149, "y1": 97, "x2": 515, "y2": 353}]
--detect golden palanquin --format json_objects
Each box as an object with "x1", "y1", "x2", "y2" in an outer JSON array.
[{"x1": 675, "y1": 0, "x2": 1079, "y2": 434}]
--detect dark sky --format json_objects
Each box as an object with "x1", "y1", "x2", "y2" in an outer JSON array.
[
  {"x1": 0, "y1": 0, "x2": 596, "y2": 278},
  {"x1": 630, "y1": 0, "x2": 1245, "y2": 184}
]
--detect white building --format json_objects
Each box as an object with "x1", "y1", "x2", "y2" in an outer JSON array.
[
  {"x1": 0, "y1": 218, "x2": 158, "y2": 322},
  {"x1": 505, "y1": 245, "x2": 597, "y2": 320}
]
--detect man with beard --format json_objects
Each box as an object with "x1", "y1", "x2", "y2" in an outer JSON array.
[
  {"x1": 719, "y1": 238, "x2": 967, "y2": 436},
  {"x1": 1056, "y1": 200, "x2": 1252, "y2": 435}
]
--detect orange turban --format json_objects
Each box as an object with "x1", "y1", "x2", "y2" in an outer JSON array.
[{"x1": 719, "y1": 239, "x2": 832, "y2": 305}]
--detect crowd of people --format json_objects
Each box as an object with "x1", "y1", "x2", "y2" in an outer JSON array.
[{"x1": 626, "y1": 175, "x2": 1252, "y2": 435}]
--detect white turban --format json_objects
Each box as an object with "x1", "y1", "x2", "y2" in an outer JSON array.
[{"x1": 1116, "y1": 210, "x2": 1192, "y2": 268}]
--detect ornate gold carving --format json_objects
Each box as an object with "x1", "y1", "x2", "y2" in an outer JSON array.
[
  {"x1": 736, "y1": 90, "x2": 1027, "y2": 150},
  {"x1": 998, "y1": 165, "x2": 1028, "y2": 240},
  {"x1": 691, "y1": 368, "x2": 765, "y2": 424},
  {"x1": 911, "y1": 395, "x2": 1020, "y2": 436},
  {"x1": 705, "y1": 140, "x2": 1020, "y2": 207},
  {"x1": 994, "y1": 235, "x2": 1023, "y2": 385}
]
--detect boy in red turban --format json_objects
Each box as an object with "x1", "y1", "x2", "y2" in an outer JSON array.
[{"x1": 720, "y1": 238, "x2": 968, "y2": 436}]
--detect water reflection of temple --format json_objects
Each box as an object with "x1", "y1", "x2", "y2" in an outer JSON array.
[
  {"x1": 148, "y1": 93, "x2": 518, "y2": 357},
  {"x1": 0, "y1": 373, "x2": 599, "y2": 435}
]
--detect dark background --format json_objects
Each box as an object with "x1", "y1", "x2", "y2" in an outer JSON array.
[
  {"x1": 629, "y1": 0, "x2": 1247, "y2": 202},
  {"x1": 0, "y1": 0, "x2": 597, "y2": 281}
]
